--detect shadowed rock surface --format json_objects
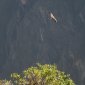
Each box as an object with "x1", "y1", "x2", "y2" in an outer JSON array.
[{"x1": 0, "y1": 0, "x2": 85, "y2": 85}]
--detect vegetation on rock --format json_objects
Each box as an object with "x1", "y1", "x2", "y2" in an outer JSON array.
[{"x1": 0, "y1": 64, "x2": 75, "y2": 85}]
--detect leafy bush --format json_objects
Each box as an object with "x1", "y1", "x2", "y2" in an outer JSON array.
[
  {"x1": 0, "y1": 80, "x2": 13, "y2": 85},
  {"x1": 11, "y1": 64, "x2": 75, "y2": 85}
]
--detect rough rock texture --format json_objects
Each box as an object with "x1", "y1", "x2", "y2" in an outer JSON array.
[{"x1": 0, "y1": 0, "x2": 85, "y2": 85}]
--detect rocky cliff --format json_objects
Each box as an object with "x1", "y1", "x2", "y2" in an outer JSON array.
[{"x1": 0, "y1": 0, "x2": 85, "y2": 85}]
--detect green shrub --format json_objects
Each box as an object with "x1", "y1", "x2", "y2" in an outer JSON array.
[
  {"x1": 0, "y1": 80, "x2": 13, "y2": 85},
  {"x1": 11, "y1": 64, "x2": 75, "y2": 85}
]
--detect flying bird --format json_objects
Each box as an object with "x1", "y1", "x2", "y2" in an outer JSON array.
[{"x1": 50, "y1": 13, "x2": 57, "y2": 23}]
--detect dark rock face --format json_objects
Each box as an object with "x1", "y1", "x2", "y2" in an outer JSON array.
[{"x1": 0, "y1": 0, "x2": 85, "y2": 85}]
